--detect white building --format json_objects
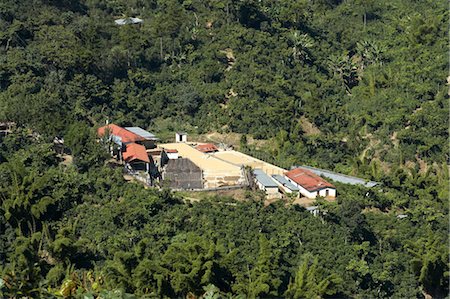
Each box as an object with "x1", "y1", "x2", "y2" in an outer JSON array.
[
  {"x1": 175, "y1": 132, "x2": 188, "y2": 143},
  {"x1": 272, "y1": 174, "x2": 299, "y2": 195},
  {"x1": 284, "y1": 168, "x2": 336, "y2": 199},
  {"x1": 253, "y1": 169, "x2": 281, "y2": 199},
  {"x1": 165, "y1": 149, "x2": 179, "y2": 160}
]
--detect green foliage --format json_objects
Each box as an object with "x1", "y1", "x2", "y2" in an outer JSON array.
[
  {"x1": 0, "y1": 0, "x2": 448, "y2": 297},
  {"x1": 285, "y1": 253, "x2": 342, "y2": 298}
]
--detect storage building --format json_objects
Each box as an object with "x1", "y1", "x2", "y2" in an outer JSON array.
[
  {"x1": 125, "y1": 126, "x2": 158, "y2": 149},
  {"x1": 163, "y1": 158, "x2": 203, "y2": 189},
  {"x1": 272, "y1": 174, "x2": 299, "y2": 194},
  {"x1": 284, "y1": 168, "x2": 336, "y2": 199},
  {"x1": 253, "y1": 169, "x2": 281, "y2": 199}
]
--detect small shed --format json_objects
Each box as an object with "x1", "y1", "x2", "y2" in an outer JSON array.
[
  {"x1": 163, "y1": 158, "x2": 203, "y2": 189},
  {"x1": 175, "y1": 132, "x2": 188, "y2": 143},
  {"x1": 253, "y1": 169, "x2": 281, "y2": 198}
]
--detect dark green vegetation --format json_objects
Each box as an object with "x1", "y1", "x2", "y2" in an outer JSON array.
[
  {"x1": 0, "y1": 0, "x2": 448, "y2": 298},
  {"x1": 0, "y1": 132, "x2": 448, "y2": 298}
]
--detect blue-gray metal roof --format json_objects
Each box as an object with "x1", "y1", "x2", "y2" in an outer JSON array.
[
  {"x1": 125, "y1": 127, "x2": 158, "y2": 140},
  {"x1": 253, "y1": 169, "x2": 278, "y2": 188},
  {"x1": 296, "y1": 166, "x2": 379, "y2": 187},
  {"x1": 272, "y1": 174, "x2": 299, "y2": 191},
  {"x1": 110, "y1": 134, "x2": 122, "y2": 146}
]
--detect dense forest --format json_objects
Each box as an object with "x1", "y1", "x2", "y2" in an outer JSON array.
[{"x1": 0, "y1": 0, "x2": 448, "y2": 298}]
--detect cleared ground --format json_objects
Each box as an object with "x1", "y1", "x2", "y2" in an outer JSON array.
[{"x1": 212, "y1": 150, "x2": 286, "y2": 175}]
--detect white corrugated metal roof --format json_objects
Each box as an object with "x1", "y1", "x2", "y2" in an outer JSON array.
[
  {"x1": 114, "y1": 17, "x2": 143, "y2": 25},
  {"x1": 125, "y1": 127, "x2": 158, "y2": 140},
  {"x1": 297, "y1": 166, "x2": 379, "y2": 187},
  {"x1": 272, "y1": 175, "x2": 299, "y2": 191},
  {"x1": 254, "y1": 169, "x2": 278, "y2": 188}
]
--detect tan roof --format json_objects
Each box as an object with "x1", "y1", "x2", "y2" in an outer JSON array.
[
  {"x1": 212, "y1": 150, "x2": 286, "y2": 175},
  {"x1": 158, "y1": 143, "x2": 241, "y2": 176}
]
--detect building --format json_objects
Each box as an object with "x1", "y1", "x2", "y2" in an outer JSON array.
[
  {"x1": 114, "y1": 17, "x2": 143, "y2": 25},
  {"x1": 272, "y1": 174, "x2": 299, "y2": 194},
  {"x1": 165, "y1": 149, "x2": 179, "y2": 160},
  {"x1": 196, "y1": 143, "x2": 219, "y2": 153},
  {"x1": 125, "y1": 127, "x2": 158, "y2": 149},
  {"x1": 0, "y1": 122, "x2": 15, "y2": 137},
  {"x1": 253, "y1": 169, "x2": 281, "y2": 199},
  {"x1": 306, "y1": 206, "x2": 320, "y2": 217},
  {"x1": 163, "y1": 158, "x2": 203, "y2": 189},
  {"x1": 159, "y1": 143, "x2": 244, "y2": 189},
  {"x1": 98, "y1": 124, "x2": 144, "y2": 146},
  {"x1": 122, "y1": 143, "x2": 151, "y2": 172},
  {"x1": 295, "y1": 165, "x2": 379, "y2": 188},
  {"x1": 284, "y1": 168, "x2": 336, "y2": 199},
  {"x1": 175, "y1": 132, "x2": 188, "y2": 143}
]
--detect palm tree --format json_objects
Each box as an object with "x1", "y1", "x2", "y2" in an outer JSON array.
[{"x1": 290, "y1": 31, "x2": 314, "y2": 63}]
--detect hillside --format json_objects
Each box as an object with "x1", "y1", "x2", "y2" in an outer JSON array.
[{"x1": 0, "y1": 0, "x2": 448, "y2": 298}]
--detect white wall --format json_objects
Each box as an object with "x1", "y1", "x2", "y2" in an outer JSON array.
[
  {"x1": 318, "y1": 188, "x2": 336, "y2": 198},
  {"x1": 296, "y1": 184, "x2": 317, "y2": 199},
  {"x1": 167, "y1": 152, "x2": 179, "y2": 159},
  {"x1": 176, "y1": 133, "x2": 188, "y2": 143},
  {"x1": 284, "y1": 176, "x2": 336, "y2": 199},
  {"x1": 255, "y1": 180, "x2": 281, "y2": 197}
]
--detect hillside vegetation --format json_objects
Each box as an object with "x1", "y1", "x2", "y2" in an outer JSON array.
[{"x1": 0, "y1": 0, "x2": 448, "y2": 298}]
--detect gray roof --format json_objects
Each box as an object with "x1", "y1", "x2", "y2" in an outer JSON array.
[
  {"x1": 272, "y1": 175, "x2": 299, "y2": 191},
  {"x1": 125, "y1": 127, "x2": 158, "y2": 140},
  {"x1": 306, "y1": 206, "x2": 319, "y2": 211},
  {"x1": 110, "y1": 134, "x2": 122, "y2": 146},
  {"x1": 253, "y1": 169, "x2": 278, "y2": 188},
  {"x1": 296, "y1": 166, "x2": 379, "y2": 188},
  {"x1": 164, "y1": 159, "x2": 203, "y2": 189},
  {"x1": 114, "y1": 17, "x2": 143, "y2": 25},
  {"x1": 165, "y1": 158, "x2": 201, "y2": 173}
]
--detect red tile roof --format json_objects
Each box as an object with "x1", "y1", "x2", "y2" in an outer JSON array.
[
  {"x1": 285, "y1": 168, "x2": 335, "y2": 192},
  {"x1": 195, "y1": 143, "x2": 218, "y2": 153},
  {"x1": 97, "y1": 124, "x2": 144, "y2": 143},
  {"x1": 123, "y1": 143, "x2": 150, "y2": 163}
]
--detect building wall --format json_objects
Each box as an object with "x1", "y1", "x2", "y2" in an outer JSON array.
[
  {"x1": 164, "y1": 170, "x2": 203, "y2": 189},
  {"x1": 175, "y1": 133, "x2": 187, "y2": 143},
  {"x1": 159, "y1": 143, "x2": 245, "y2": 188},
  {"x1": 318, "y1": 188, "x2": 336, "y2": 198},
  {"x1": 255, "y1": 180, "x2": 281, "y2": 198},
  {"x1": 296, "y1": 184, "x2": 318, "y2": 199},
  {"x1": 128, "y1": 161, "x2": 148, "y2": 172},
  {"x1": 167, "y1": 152, "x2": 179, "y2": 159},
  {"x1": 285, "y1": 177, "x2": 336, "y2": 199},
  {"x1": 140, "y1": 140, "x2": 156, "y2": 149},
  {"x1": 272, "y1": 180, "x2": 297, "y2": 194}
]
